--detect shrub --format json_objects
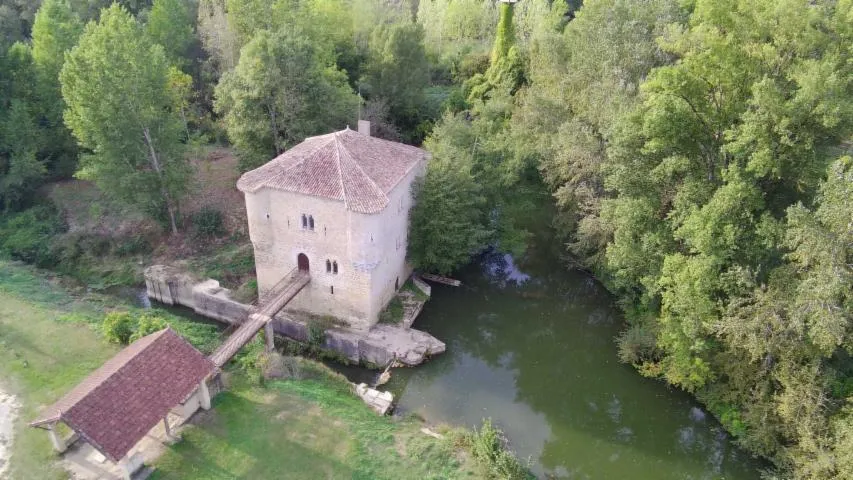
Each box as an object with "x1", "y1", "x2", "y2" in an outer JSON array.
[
  {"x1": 379, "y1": 296, "x2": 404, "y2": 324},
  {"x1": 616, "y1": 323, "x2": 659, "y2": 365},
  {"x1": 465, "y1": 419, "x2": 531, "y2": 480},
  {"x1": 235, "y1": 337, "x2": 266, "y2": 384},
  {"x1": 130, "y1": 313, "x2": 168, "y2": 342},
  {"x1": 191, "y1": 207, "x2": 225, "y2": 238},
  {"x1": 102, "y1": 311, "x2": 136, "y2": 344},
  {"x1": 306, "y1": 315, "x2": 338, "y2": 349},
  {"x1": 113, "y1": 233, "x2": 151, "y2": 255},
  {"x1": 0, "y1": 205, "x2": 64, "y2": 267},
  {"x1": 308, "y1": 322, "x2": 327, "y2": 347}
]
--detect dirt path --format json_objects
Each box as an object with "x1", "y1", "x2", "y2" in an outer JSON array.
[{"x1": 0, "y1": 387, "x2": 19, "y2": 479}]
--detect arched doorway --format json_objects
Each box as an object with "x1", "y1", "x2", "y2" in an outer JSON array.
[{"x1": 297, "y1": 253, "x2": 309, "y2": 272}]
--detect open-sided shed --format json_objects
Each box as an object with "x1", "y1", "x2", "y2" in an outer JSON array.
[{"x1": 30, "y1": 328, "x2": 214, "y2": 479}]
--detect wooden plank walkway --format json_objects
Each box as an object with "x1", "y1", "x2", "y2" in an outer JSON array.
[
  {"x1": 209, "y1": 269, "x2": 310, "y2": 368},
  {"x1": 208, "y1": 315, "x2": 268, "y2": 368}
]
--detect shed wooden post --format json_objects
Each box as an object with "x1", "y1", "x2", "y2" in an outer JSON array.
[{"x1": 47, "y1": 423, "x2": 66, "y2": 453}]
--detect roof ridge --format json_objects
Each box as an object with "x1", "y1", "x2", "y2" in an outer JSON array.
[{"x1": 332, "y1": 133, "x2": 349, "y2": 210}]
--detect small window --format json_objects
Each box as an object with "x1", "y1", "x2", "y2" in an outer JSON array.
[
  {"x1": 332, "y1": 261, "x2": 338, "y2": 274},
  {"x1": 330, "y1": 285, "x2": 334, "y2": 295},
  {"x1": 326, "y1": 259, "x2": 331, "y2": 273},
  {"x1": 308, "y1": 215, "x2": 315, "y2": 230},
  {"x1": 301, "y1": 214, "x2": 307, "y2": 229}
]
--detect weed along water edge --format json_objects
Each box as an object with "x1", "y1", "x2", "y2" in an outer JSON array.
[{"x1": 380, "y1": 249, "x2": 764, "y2": 479}]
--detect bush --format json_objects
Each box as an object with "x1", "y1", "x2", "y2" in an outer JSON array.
[
  {"x1": 379, "y1": 296, "x2": 404, "y2": 324},
  {"x1": 235, "y1": 337, "x2": 266, "y2": 384},
  {"x1": 103, "y1": 311, "x2": 173, "y2": 345},
  {"x1": 191, "y1": 207, "x2": 225, "y2": 238},
  {"x1": 616, "y1": 323, "x2": 659, "y2": 365},
  {"x1": 130, "y1": 313, "x2": 168, "y2": 342},
  {"x1": 113, "y1": 233, "x2": 151, "y2": 255},
  {"x1": 102, "y1": 311, "x2": 136, "y2": 344},
  {"x1": 0, "y1": 205, "x2": 65, "y2": 267},
  {"x1": 465, "y1": 419, "x2": 532, "y2": 480}
]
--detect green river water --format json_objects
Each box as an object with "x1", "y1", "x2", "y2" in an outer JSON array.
[{"x1": 374, "y1": 248, "x2": 763, "y2": 479}]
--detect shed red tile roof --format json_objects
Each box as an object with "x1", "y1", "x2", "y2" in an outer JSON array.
[
  {"x1": 30, "y1": 328, "x2": 214, "y2": 462},
  {"x1": 236, "y1": 128, "x2": 426, "y2": 213}
]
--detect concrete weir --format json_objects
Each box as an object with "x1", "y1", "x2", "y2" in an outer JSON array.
[{"x1": 144, "y1": 265, "x2": 445, "y2": 367}]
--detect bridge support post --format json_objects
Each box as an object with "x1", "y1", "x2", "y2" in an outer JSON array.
[{"x1": 264, "y1": 321, "x2": 275, "y2": 352}]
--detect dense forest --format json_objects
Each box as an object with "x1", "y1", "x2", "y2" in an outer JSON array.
[{"x1": 0, "y1": 0, "x2": 851, "y2": 477}]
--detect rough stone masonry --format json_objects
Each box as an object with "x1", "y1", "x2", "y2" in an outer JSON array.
[{"x1": 145, "y1": 265, "x2": 445, "y2": 367}]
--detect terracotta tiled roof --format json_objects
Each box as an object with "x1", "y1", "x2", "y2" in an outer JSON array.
[
  {"x1": 236, "y1": 128, "x2": 426, "y2": 213},
  {"x1": 30, "y1": 328, "x2": 214, "y2": 462}
]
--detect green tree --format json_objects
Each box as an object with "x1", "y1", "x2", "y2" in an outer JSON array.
[
  {"x1": 31, "y1": 0, "x2": 83, "y2": 178},
  {"x1": 0, "y1": 42, "x2": 47, "y2": 211},
  {"x1": 408, "y1": 152, "x2": 490, "y2": 274},
  {"x1": 517, "y1": 0, "x2": 686, "y2": 270},
  {"x1": 585, "y1": 1, "x2": 853, "y2": 474},
  {"x1": 361, "y1": 22, "x2": 430, "y2": 140},
  {"x1": 215, "y1": 27, "x2": 358, "y2": 171},
  {"x1": 145, "y1": 0, "x2": 195, "y2": 67},
  {"x1": 60, "y1": 4, "x2": 191, "y2": 234}
]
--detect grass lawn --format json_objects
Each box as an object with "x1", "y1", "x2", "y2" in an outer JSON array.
[
  {"x1": 0, "y1": 260, "x2": 482, "y2": 479},
  {"x1": 0, "y1": 261, "x2": 119, "y2": 479},
  {"x1": 153, "y1": 374, "x2": 479, "y2": 480}
]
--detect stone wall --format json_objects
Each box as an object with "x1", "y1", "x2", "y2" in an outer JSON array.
[
  {"x1": 192, "y1": 280, "x2": 253, "y2": 324},
  {"x1": 143, "y1": 265, "x2": 445, "y2": 367},
  {"x1": 244, "y1": 188, "x2": 373, "y2": 329}
]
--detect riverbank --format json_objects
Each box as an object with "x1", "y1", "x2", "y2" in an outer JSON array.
[
  {"x1": 0, "y1": 260, "x2": 519, "y2": 479},
  {"x1": 151, "y1": 367, "x2": 481, "y2": 479}
]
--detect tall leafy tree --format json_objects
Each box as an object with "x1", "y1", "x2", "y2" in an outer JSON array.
[
  {"x1": 517, "y1": 0, "x2": 686, "y2": 270},
  {"x1": 408, "y1": 114, "x2": 491, "y2": 274},
  {"x1": 31, "y1": 0, "x2": 83, "y2": 178},
  {"x1": 0, "y1": 42, "x2": 46, "y2": 211},
  {"x1": 604, "y1": 0, "x2": 853, "y2": 390},
  {"x1": 215, "y1": 27, "x2": 358, "y2": 171},
  {"x1": 60, "y1": 4, "x2": 190, "y2": 234},
  {"x1": 145, "y1": 0, "x2": 195, "y2": 67},
  {"x1": 361, "y1": 22, "x2": 430, "y2": 140}
]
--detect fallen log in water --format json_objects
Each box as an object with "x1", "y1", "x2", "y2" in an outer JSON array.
[{"x1": 420, "y1": 273, "x2": 462, "y2": 287}]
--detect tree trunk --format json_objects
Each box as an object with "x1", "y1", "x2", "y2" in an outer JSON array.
[
  {"x1": 268, "y1": 102, "x2": 281, "y2": 154},
  {"x1": 143, "y1": 127, "x2": 179, "y2": 236}
]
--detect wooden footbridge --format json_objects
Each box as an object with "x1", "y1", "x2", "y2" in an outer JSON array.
[{"x1": 209, "y1": 268, "x2": 310, "y2": 368}]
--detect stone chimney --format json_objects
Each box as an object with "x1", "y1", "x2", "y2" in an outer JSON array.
[{"x1": 357, "y1": 120, "x2": 371, "y2": 136}]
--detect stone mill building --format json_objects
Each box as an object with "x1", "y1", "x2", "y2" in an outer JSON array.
[{"x1": 236, "y1": 122, "x2": 428, "y2": 330}]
